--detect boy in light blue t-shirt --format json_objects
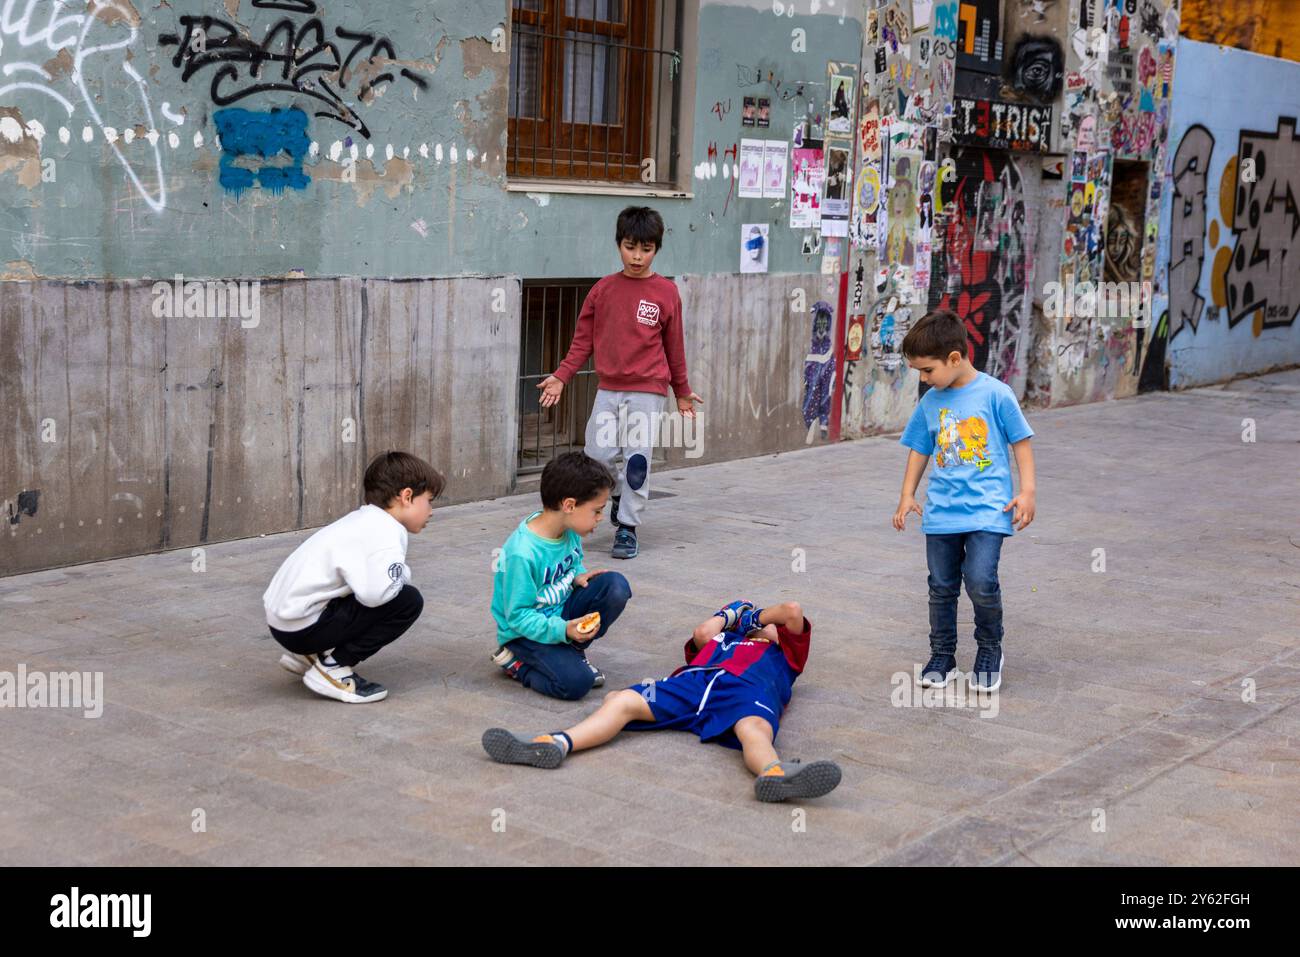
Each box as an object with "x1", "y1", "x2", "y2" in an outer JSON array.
[
  {"x1": 490, "y1": 452, "x2": 632, "y2": 701},
  {"x1": 893, "y1": 310, "x2": 1037, "y2": 693}
]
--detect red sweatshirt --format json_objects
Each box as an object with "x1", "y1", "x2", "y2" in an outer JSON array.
[{"x1": 553, "y1": 272, "x2": 692, "y2": 397}]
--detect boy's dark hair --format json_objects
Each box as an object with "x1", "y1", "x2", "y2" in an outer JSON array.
[
  {"x1": 901, "y1": 309, "x2": 968, "y2": 360},
  {"x1": 615, "y1": 206, "x2": 665, "y2": 250},
  {"x1": 363, "y1": 451, "x2": 446, "y2": 507},
  {"x1": 539, "y1": 452, "x2": 614, "y2": 510}
]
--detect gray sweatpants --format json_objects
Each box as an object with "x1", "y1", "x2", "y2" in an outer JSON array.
[{"x1": 584, "y1": 389, "x2": 666, "y2": 528}]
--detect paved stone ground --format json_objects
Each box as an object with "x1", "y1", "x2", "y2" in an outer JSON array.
[{"x1": 2, "y1": 370, "x2": 1298, "y2": 866}]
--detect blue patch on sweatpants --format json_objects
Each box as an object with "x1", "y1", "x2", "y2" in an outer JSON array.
[{"x1": 626, "y1": 453, "x2": 648, "y2": 490}]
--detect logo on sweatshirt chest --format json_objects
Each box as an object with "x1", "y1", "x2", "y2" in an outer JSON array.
[{"x1": 635, "y1": 299, "x2": 661, "y2": 326}]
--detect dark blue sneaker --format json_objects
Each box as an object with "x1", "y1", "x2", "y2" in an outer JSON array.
[
  {"x1": 612, "y1": 525, "x2": 638, "y2": 559},
  {"x1": 918, "y1": 653, "x2": 959, "y2": 688},
  {"x1": 969, "y1": 646, "x2": 1004, "y2": 691}
]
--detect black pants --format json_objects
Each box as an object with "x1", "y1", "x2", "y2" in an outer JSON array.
[{"x1": 269, "y1": 585, "x2": 423, "y2": 667}]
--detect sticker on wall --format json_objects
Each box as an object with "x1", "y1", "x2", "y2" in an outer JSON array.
[
  {"x1": 739, "y1": 139, "x2": 764, "y2": 198},
  {"x1": 850, "y1": 163, "x2": 882, "y2": 250},
  {"x1": 762, "y1": 140, "x2": 788, "y2": 199},
  {"x1": 757, "y1": 98, "x2": 772, "y2": 128},
  {"x1": 820, "y1": 143, "x2": 852, "y2": 237},
  {"x1": 828, "y1": 77, "x2": 855, "y2": 136},
  {"x1": 912, "y1": 0, "x2": 934, "y2": 31},
  {"x1": 846, "y1": 313, "x2": 867, "y2": 361},
  {"x1": 741, "y1": 223, "x2": 769, "y2": 274},
  {"x1": 790, "y1": 145, "x2": 825, "y2": 229},
  {"x1": 742, "y1": 97, "x2": 757, "y2": 127}
]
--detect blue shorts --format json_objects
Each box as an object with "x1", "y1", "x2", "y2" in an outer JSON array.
[{"x1": 625, "y1": 668, "x2": 783, "y2": 750}]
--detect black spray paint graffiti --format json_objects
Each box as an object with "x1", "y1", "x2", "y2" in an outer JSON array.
[
  {"x1": 158, "y1": 0, "x2": 429, "y2": 139},
  {"x1": 1226, "y1": 117, "x2": 1300, "y2": 330},
  {"x1": 1168, "y1": 124, "x2": 1213, "y2": 337},
  {"x1": 6, "y1": 489, "x2": 40, "y2": 525},
  {"x1": 929, "y1": 150, "x2": 1034, "y2": 386},
  {"x1": 1005, "y1": 35, "x2": 1064, "y2": 102}
]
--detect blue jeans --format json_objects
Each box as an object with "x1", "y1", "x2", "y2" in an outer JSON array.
[
  {"x1": 506, "y1": 571, "x2": 632, "y2": 700},
  {"x1": 925, "y1": 531, "x2": 1005, "y2": 656}
]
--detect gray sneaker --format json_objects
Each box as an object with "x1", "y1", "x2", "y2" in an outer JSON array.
[
  {"x1": 754, "y1": 760, "x2": 843, "y2": 803},
  {"x1": 576, "y1": 647, "x2": 605, "y2": 688},
  {"x1": 612, "y1": 524, "x2": 638, "y2": 559}
]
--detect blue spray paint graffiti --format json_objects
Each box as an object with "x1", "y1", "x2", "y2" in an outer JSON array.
[{"x1": 213, "y1": 107, "x2": 311, "y2": 196}]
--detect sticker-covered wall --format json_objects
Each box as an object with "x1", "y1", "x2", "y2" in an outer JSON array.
[{"x1": 1154, "y1": 37, "x2": 1300, "y2": 388}]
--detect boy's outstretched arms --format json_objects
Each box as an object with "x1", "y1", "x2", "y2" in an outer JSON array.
[
  {"x1": 893, "y1": 449, "x2": 929, "y2": 531},
  {"x1": 1004, "y1": 438, "x2": 1037, "y2": 531},
  {"x1": 690, "y1": 600, "x2": 805, "y2": 651}
]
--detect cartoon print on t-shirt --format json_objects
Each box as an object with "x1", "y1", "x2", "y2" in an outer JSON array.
[{"x1": 935, "y1": 408, "x2": 992, "y2": 471}]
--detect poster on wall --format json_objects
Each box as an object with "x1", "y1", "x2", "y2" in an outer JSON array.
[
  {"x1": 740, "y1": 223, "x2": 769, "y2": 274},
  {"x1": 826, "y1": 62, "x2": 858, "y2": 137},
  {"x1": 956, "y1": 0, "x2": 1002, "y2": 74},
  {"x1": 762, "y1": 140, "x2": 788, "y2": 199},
  {"x1": 952, "y1": 96, "x2": 1053, "y2": 152},
  {"x1": 850, "y1": 163, "x2": 882, "y2": 250},
  {"x1": 820, "y1": 143, "x2": 851, "y2": 237},
  {"x1": 790, "y1": 145, "x2": 825, "y2": 229},
  {"x1": 738, "y1": 139, "x2": 764, "y2": 198}
]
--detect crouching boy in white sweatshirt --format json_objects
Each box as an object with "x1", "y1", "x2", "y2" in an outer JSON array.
[{"x1": 263, "y1": 451, "x2": 444, "y2": 703}]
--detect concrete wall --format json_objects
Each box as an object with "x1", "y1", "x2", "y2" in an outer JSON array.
[
  {"x1": 1, "y1": 1, "x2": 866, "y2": 573},
  {"x1": 0, "y1": 0, "x2": 862, "y2": 280},
  {"x1": 1, "y1": 277, "x2": 520, "y2": 576},
  {"x1": 1154, "y1": 38, "x2": 1300, "y2": 388}
]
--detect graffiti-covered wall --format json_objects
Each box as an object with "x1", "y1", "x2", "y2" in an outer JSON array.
[
  {"x1": 1153, "y1": 38, "x2": 1300, "y2": 388},
  {"x1": 1, "y1": 0, "x2": 867, "y2": 574}
]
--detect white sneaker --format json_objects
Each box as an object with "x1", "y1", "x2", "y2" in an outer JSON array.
[
  {"x1": 302, "y1": 660, "x2": 389, "y2": 703},
  {"x1": 278, "y1": 652, "x2": 313, "y2": 676}
]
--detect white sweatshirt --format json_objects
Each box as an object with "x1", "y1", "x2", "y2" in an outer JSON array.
[{"x1": 263, "y1": 505, "x2": 412, "y2": 632}]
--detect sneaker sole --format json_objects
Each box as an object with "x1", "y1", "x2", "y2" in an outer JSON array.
[
  {"x1": 755, "y1": 761, "x2": 843, "y2": 803},
  {"x1": 302, "y1": 665, "x2": 388, "y2": 703},
  {"x1": 279, "y1": 653, "x2": 311, "y2": 676},
  {"x1": 481, "y1": 728, "x2": 564, "y2": 769},
  {"x1": 969, "y1": 653, "x2": 1005, "y2": 692},
  {"x1": 918, "y1": 667, "x2": 960, "y2": 689}
]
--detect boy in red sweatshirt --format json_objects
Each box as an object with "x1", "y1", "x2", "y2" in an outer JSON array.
[{"x1": 537, "y1": 206, "x2": 702, "y2": 560}]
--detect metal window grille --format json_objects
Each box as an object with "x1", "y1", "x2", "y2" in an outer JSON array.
[
  {"x1": 517, "y1": 280, "x2": 601, "y2": 475},
  {"x1": 508, "y1": 0, "x2": 683, "y2": 185}
]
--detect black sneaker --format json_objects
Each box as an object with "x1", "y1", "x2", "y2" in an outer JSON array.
[
  {"x1": 612, "y1": 524, "x2": 638, "y2": 559},
  {"x1": 481, "y1": 728, "x2": 565, "y2": 769},
  {"x1": 918, "y1": 653, "x2": 960, "y2": 688},
  {"x1": 609, "y1": 495, "x2": 622, "y2": 529},
  {"x1": 970, "y1": 646, "x2": 1004, "y2": 691},
  {"x1": 754, "y1": 760, "x2": 843, "y2": 803}
]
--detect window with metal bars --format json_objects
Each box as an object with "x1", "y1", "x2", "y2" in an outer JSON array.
[
  {"x1": 517, "y1": 280, "x2": 600, "y2": 475},
  {"x1": 516, "y1": 279, "x2": 669, "y2": 476},
  {"x1": 508, "y1": 0, "x2": 683, "y2": 186}
]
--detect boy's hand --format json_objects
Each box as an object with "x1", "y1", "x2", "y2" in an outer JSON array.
[
  {"x1": 574, "y1": 570, "x2": 606, "y2": 588},
  {"x1": 893, "y1": 495, "x2": 922, "y2": 531},
  {"x1": 676, "y1": 392, "x2": 703, "y2": 418},
  {"x1": 1004, "y1": 490, "x2": 1036, "y2": 531},
  {"x1": 564, "y1": 619, "x2": 590, "y2": 643},
  {"x1": 714, "y1": 599, "x2": 755, "y2": 630},
  {"x1": 737, "y1": 606, "x2": 765, "y2": 636},
  {"x1": 537, "y1": 375, "x2": 564, "y2": 408}
]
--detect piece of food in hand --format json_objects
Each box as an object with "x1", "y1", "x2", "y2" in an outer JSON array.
[{"x1": 575, "y1": 612, "x2": 601, "y2": 637}]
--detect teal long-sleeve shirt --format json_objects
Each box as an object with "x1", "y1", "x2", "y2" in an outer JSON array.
[{"x1": 491, "y1": 512, "x2": 587, "y2": 646}]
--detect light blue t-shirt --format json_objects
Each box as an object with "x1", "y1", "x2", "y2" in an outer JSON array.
[{"x1": 899, "y1": 372, "x2": 1034, "y2": 535}]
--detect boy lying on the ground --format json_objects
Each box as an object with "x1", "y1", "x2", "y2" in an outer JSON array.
[{"x1": 482, "y1": 600, "x2": 841, "y2": 803}]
